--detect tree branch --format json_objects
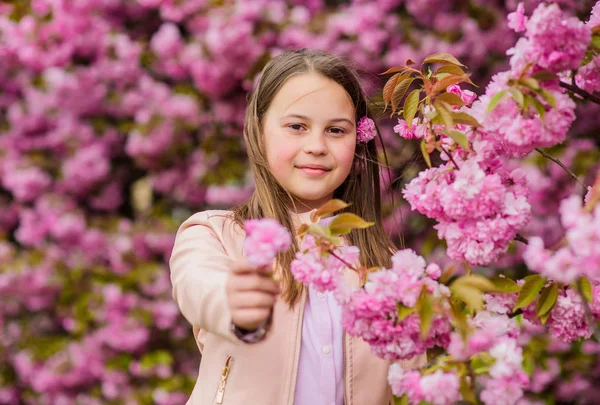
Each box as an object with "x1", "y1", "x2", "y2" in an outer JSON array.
[
  {"x1": 559, "y1": 81, "x2": 600, "y2": 105},
  {"x1": 441, "y1": 145, "x2": 461, "y2": 170},
  {"x1": 515, "y1": 234, "x2": 529, "y2": 245},
  {"x1": 535, "y1": 148, "x2": 587, "y2": 189}
]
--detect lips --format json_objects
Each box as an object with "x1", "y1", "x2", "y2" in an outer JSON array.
[
  {"x1": 296, "y1": 164, "x2": 331, "y2": 171},
  {"x1": 296, "y1": 164, "x2": 332, "y2": 176}
]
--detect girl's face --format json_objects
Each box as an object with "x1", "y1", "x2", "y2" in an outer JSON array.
[{"x1": 263, "y1": 73, "x2": 357, "y2": 212}]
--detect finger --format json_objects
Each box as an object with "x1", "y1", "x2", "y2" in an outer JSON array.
[
  {"x1": 231, "y1": 259, "x2": 274, "y2": 276},
  {"x1": 229, "y1": 291, "x2": 277, "y2": 310},
  {"x1": 232, "y1": 308, "x2": 271, "y2": 330},
  {"x1": 230, "y1": 259, "x2": 258, "y2": 275},
  {"x1": 229, "y1": 273, "x2": 281, "y2": 295}
]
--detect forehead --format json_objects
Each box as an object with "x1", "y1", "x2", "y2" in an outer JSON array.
[{"x1": 268, "y1": 73, "x2": 355, "y2": 120}]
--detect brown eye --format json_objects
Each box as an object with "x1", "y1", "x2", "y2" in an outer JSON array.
[
  {"x1": 288, "y1": 124, "x2": 305, "y2": 131},
  {"x1": 328, "y1": 127, "x2": 346, "y2": 135}
]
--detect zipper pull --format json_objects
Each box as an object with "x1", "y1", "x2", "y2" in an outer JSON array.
[{"x1": 215, "y1": 356, "x2": 232, "y2": 404}]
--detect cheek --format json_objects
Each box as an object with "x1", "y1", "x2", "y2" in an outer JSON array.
[
  {"x1": 265, "y1": 131, "x2": 298, "y2": 175},
  {"x1": 335, "y1": 140, "x2": 356, "y2": 173}
]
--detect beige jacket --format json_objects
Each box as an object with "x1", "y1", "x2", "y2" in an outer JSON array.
[{"x1": 169, "y1": 210, "x2": 425, "y2": 405}]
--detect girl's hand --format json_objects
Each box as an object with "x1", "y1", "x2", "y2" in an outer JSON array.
[{"x1": 226, "y1": 259, "x2": 281, "y2": 331}]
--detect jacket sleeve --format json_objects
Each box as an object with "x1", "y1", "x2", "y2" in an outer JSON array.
[{"x1": 169, "y1": 211, "x2": 239, "y2": 344}]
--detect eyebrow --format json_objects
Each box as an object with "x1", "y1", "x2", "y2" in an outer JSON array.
[{"x1": 281, "y1": 114, "x2": 355, "y2": 126}]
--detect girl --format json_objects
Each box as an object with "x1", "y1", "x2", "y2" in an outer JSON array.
[{"x1": 169, "y1": 49, "x2": 424, "y2": 405}]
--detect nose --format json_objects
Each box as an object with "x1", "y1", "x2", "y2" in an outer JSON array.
[{"x1": 302, "y1": 129, "x2": 328, "y2": 156}]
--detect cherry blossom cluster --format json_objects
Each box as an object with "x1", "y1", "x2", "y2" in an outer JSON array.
[
  {"x1": 507, "y1": 3, "x2": 591, "y2": 75},
  {"x1": 387, "y1": 366, "x2": 461, "y2": 405},
  {"x1": 243, "y1": 219, "x2": 292, "y2": 267},
  {"x1": 403, "y1": 157, "x2": 531, "y2": 266},
  {"x1": 340, "y1": 250, "x2": 451, "y2": 360},
  {"x1": 523, "y1": 195, "x2": 600, "y2": 284},
  {"x1": 291, "y1": 233, "x2": 360, "y2": 292}
]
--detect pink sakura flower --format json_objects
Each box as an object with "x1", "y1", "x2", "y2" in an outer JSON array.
[
  {"x1": 575, "y1": 56, "x2": 600, "y2": 94},
  {"x1": 446, "y1": 84, "x2": 477, "y2": 105},
  {"x1": 243, "y1": 219, "x2": 292, "y2": 267},
  {"x1": 291, "y1": 234, "x2": 359, "y2": 292},
  {"x1": 388, "y1": 365, "x2": 461, "y2": 405},
  {"x1": 588, "y1": 1, "x2": 600, "y2": 28},
  {"x1": 507, "y1": 3, "x2": 527, "y2": 33},
  {"x1": 356, "y1": 116, "x2": 377, "y2": 143},
  {"x1": 508, "y1": 3, "x2": 591, "y2": 75}
]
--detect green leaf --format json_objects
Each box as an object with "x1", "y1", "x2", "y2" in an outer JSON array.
[
  {"x1": 487, "y1": 90, "x2": 508, "y2": 112},
  {"x1": 420, "y1": 139, "x2": 432, "y2": 168},
  {"x1": 423, "y1": 52, "x2": 465, "y2": 67},
  {"x1": 539, "y1": 310, "x2": 551, "y2": 325},
  {"x1": 397, "y1": 303, "x2": 417, "y2": 321},
  {"x1": 380, "y1": 66, "x2": 408, "y2": 76},
  {"x1": 383, "y1": 73, "x2": 402, "y2": 109},
  {"x1": 539, "y1": 89, "x2": 556, "y2": 108},
  {"x1": 523, "y1": 351, "x2": 535, "y2": 375},
  {"x1": 513, "y1": 274, "x2": 547, "y2": 311},
  {"x1": 509, "y1": 87, "x2": 524, "y2": 107},
  {"x1": 452, "y1": 274, "x2": 497, "y2": 292},
  {"x1": 451, "y1": 284, "x2": 484, "y2": 312},
  {"x1": 531, "y1": 71, "x2": 558, "y2": 81},
  {"x1": 436, "y1": 64, "x2": 467, "y2": 76},
  {"x1": 436, "y1": 91, "x2": 465, "y2": 107},
  {"x1": 470, "y1": 353, "x2": 494, "y2": 375},
  {"x1": 579, "y1": 277, "x2": 593, "y2": 302},
  {"x1": 449, "y1": 298, "x2": 470, "y2": 339},
  {"x1": 403, "y1": 89, "x2": 421, "y2": 127},
  {"x1": 530, "y1": 96, "x2": 546, "y2": 119},
  {"x1": 394, "y1": 394, "x2": 409, "y2": 405},
  {"x1": 490, "y1": 277, "x2": 521, "y2": 293},
  {"x1": 536, "y1": 282, "x2": 558, "y2": 318},
  {"x1": 431, "y1": 74, "x2": 470, "y2": 95},
  {"x1": 434, "y1": 101, "x2": 454, "y2": 128},
  {"x1": 459, "y1": 375, "x2": 477, "y2": 403},
  {"x1": 392, "y1": 76, "x2": 416, "y2": 115},
  {"x1": 311, "y1": 199, "x2": 350, "y2": 221},
  {"x1": 592, "y1": 34, "x2": 600, "y2": 49},
  {"x1": 329, "y1": 213, "x2": 374, "y2": 234},
  {"x1": 449, "y1": 111, "x2": 481, "y2": 127},
  {"x1": 446, "y1": 130, "x2": 471, "y2": 151},
  {"x1": 417, "y1": 289, "x2": 433, "y2": 338},
  {"x1": 519, "y1": 77, "x2": 540, "y2": 90}
]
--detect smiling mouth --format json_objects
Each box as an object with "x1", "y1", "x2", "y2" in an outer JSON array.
[{"x1": 296, "y1": 165, "x2": 331, "y2": 176}]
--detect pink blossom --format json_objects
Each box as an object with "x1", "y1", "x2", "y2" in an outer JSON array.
[
  {"x1": 393, "y1": 119, "x2": 418, "y2": 140},
  {"x1": 387, "y1": 365, "x2": 424, "y2": 403},
  {"x1": 356, "y1": 116, "x2": 377, "y2": 143},
  {"x1": 588, "y1": 1, "x2": 600, "y2": 28},
  {"x1": 546, "y1": 288, "x2": 592, "y2": 342},
  {"x1": 507, "y1": 3, "x2": 527, "y2": 33},
  {"x1": 243, "y1": 218, "x2": 292, "y2": 267},
  {"x1": 508, "y1": 3, "x2": 591, "y2": 74},
  {"x1": 575, "y1": 56, "x2": 600, "y2": 93},
  {"x1": 421, "y1": 370, "x2": 461, "y2": 405},
  {"x1": 446, "y1": 84, "x2": 477, "y2": 104}
]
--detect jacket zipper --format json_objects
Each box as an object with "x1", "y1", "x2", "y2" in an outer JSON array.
[
  {"x1": 215, "y1": 355, "x2": 233, "y2": 404},
  {"x1": 288, "y1": 289, "x2": 307, "y2": 405}
]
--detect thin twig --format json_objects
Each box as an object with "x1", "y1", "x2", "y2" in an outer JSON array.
[
  {"x1": 535, "y1": 148, "x2": 587, "y2": 189},
  {"x1": 515, "y1": 234, "x2": 529, "y2": 245},
  {"x1": 575, "y1": 283, "x2": 600, "y2": 342},
  {"x1": 559, "y1": 81, "x2": 600, "y2": 105},
  {"x1": 440, "y1": 145, "x2": 460, "y2": 170},
  {"x1": 508, "y1": 309, "x2": 524, "y2": 319},
  {"x1": 329, "y1": 250, "x2": 359, "y2": 272}
]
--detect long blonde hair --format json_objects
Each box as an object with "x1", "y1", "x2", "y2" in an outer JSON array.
[{"x1": 231, "y1": 49, "x2": 396, "y2": 306}]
